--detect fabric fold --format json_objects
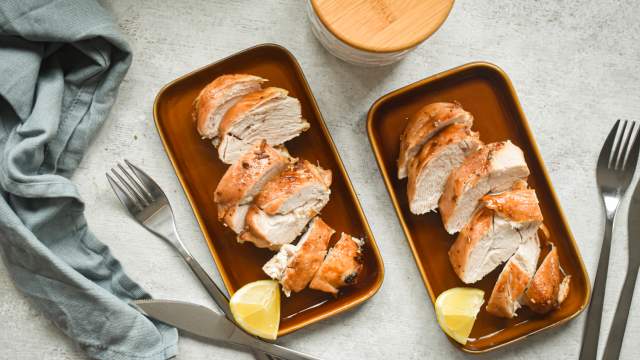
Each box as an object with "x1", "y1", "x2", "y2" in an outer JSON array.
[{"x1": 0, "y1": 1, "x2": 178, "y2": 359}]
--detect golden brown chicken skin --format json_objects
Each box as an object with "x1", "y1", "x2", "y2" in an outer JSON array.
[
  {"x1": 524, "y1": 244, "x2": 571, "y2": 314},
  {"x1": 281, "y1": 218, "x2": 334, "y2": 294},
  {"x1": 309, "y1": 233, "x2": 364, "y2": 295}
]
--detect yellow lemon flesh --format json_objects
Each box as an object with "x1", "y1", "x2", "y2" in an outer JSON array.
[
  {"x1": 230, "y1": 280, "x2": 280, "y2": 340},
  {"x1": 435, "y1": 287, "x2": 484, "y2": 345}
]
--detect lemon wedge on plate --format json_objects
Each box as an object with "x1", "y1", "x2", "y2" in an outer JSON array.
[
  {"x1": 435, "y1": 287, "x2": 484, "y2": 345},
  {"x1": 230, "y1": 280, "x2": 281, "y2": 340}
]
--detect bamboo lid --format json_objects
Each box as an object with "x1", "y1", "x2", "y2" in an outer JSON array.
[{"x1": 310, "y1": 0, "x2": 454, "y2": 53}]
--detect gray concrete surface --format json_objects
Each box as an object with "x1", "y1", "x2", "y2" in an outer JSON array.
[{"x1": 2, "y1": 0, "x2": 640, "y2": 359}]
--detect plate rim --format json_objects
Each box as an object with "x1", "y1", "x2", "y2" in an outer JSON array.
[
  {"x1": 152, "y1": 43, "x2": 385, "y2": 336},
  {"x1": 365, "y1": 61, "x2": 591, "y2": 353}
]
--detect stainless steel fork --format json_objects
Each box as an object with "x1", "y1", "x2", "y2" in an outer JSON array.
[
  {"x1": 106, "y1": 160, "x2": 272, "y2": 360},
  {"x1": 580, "y1": 120, "x2": 640, "y2": 360}
]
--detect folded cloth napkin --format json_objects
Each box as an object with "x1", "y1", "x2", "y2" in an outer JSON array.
[{"x1": 0, "y1": 1, "x2": 178, "y2": 359}]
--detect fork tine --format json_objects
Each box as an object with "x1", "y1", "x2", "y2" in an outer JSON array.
[
  {"x1": 615, "y1": 121, "x2": 635, "y2": 170},
  {"x1": 623, "y1": 122, "x2": 640, "y2": 172},
  {"x1": 111, "y1": 167, "x2": 149, "y2": 207},
  {"x1": 610, "y1": 120, "x2": 628, "y2": 169},
  {"x1": 106, "y1": 173, "x2": 141, "y2": 213},
  {"x1": 599, "y1": 119, "x2": 620, "y2": 169},
  {"x1": 118, "y1": 163, "x2": 153, "y2": 204},
  {"x1": 125, "y1": 159, "x2": 165, "y2": 199}
]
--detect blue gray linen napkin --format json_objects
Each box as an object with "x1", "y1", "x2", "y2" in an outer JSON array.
[{"x1": 0, "y1": 1, "x2": 178, "y2": 359}]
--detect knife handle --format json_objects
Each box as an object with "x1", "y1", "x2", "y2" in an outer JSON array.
[
  {"x1": 580, "y1": 216, "x2": 614, "y2": 360},
  {"x1": 229, "y1": 330, "x2": 321, "y2": 360},
  {"x1": 602, "y1": 266, "x2": 639, "y2": 360}
]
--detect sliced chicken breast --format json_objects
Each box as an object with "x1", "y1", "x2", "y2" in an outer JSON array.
[
  {"x1": 237, "y1": 230, "x2": 273, "y2": 249},
  {"x1": 449, "y1": 186, "x2": 543, "y2": 284},
  {"x1": 193, "y1": 74, "x2": 265, "y2": 141},
  {"x1": 524, "y1": 244, "x2": 571, "y2": 314},
  {"x1": 439, "y1": 141, "x2": 530, "y2": 234},
  {"x1": 448, "y1": 207, "x2": 520, "y2": 284},
  {"x1": 407, "y1": 124, "x2": 482, "y2": 214},
  {"x1": 255, "y1": 160, "x2": 332, "y2": 215},
  {"x1": 482, "y1": 181, "x2": 540, "y2": 224},
  {"x1": 397, "y1": 102, "x2": 473, "y2": 179},
  {"x1": 263, "y1": 217, "x2": 335, "y2": 296},
  {"x1": 485, "y1": 186, "x2": 544, "y2": 317},
  {"x1": 486, "y1": 233, "x2": 541, "y2": 318},
  {"x1": 240, "y1": 205, "x2": 314, "y2": 250},
  {"x1": 238, "y1": 158, "x2": 332, "y2": 249},
  {"x1": 310, "y1": 233, "x2": 364, "y2": 295},
  {"x1": 214, "y1": 141, "x2": 289, "y2": 229},
  {"x1": 217, "y1": 87, "x2": 310, "y2": 164},
  {"x1": 221, "y1": 204, "x2": 250, "y2": 234},
  {"x1": 263, "y1": 243, "x2": 297, "y2": 281}
]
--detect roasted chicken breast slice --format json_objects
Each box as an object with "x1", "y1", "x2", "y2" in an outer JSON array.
[
  {"x1": 397, "y1": 102, "x2": 474, "y2": 179},
  {"x1": 484, "y1": 186, "x2": 544, "y2": 317},
  {"x1": 448, "y1": 207, "x2": 521, "y2": 284},
  {"x1": 310, "y1": 233, "x2": 364, "y2": 295},
  {"x1": 240, "y1": 205, "x2": 314, "y2": 250},
  {"x1": 255, "y1": 160, "x2": 332, "y2": 215},
  {"x1": 220, "y1": 204, "x2": 250, "y2": 234},
  {"x1": 449, "y1": 186, "x2": 543, "y2": 284},
  {"x1": 193, "y1": 74, "x2": 265, "y2": 141},
  {"x1": 524, "y1": 244, "x2": 571, "y2": 314},
  {"x1": 486, "y1": 233, "x2": 540, "y2": 318},
  {"x1": 214, "y1": 140, "x2": 289, "y2": 228},
  {"x1": 217, "y1": 87, "x2": 310, "y2": 164},
  {"x1": 262, "y1": 217, "x2": 335, "y2": 296},
  {"x1": 439, "y1": 141, "x2": 530, "y2": 234},
  {"x1": 407, "y1": 124, "x2": 481, "y2": 215},
  {"x1": 239, "y1": 158, "x2": 332, "y2": 249}
]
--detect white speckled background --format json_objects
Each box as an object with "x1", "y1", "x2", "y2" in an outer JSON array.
[{"x1": 2, "y1": 0, "x2": 640, "y2": 359}]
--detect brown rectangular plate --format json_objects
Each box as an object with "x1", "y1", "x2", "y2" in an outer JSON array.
[
  {"x1": 153, "y1": 44, "x2": 384, "y2": 336},
  {"x1": 367, "y1": 62, "x2": 590, "y2": 353}
]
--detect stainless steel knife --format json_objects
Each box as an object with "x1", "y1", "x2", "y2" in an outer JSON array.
[
  {"x1": 602, "y1": 180, "x2": 640, "y2": 359},
  {"x1": 133, "y1": 299, "x2": 321, "y2": 360}
]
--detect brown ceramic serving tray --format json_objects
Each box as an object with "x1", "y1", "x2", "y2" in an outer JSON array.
[
  {"x1": 367, "y1": 62, "x2": 590, "y2": 353},
  {"x1": 153, "y1": 44, "x2": 384, "y2": 336}
]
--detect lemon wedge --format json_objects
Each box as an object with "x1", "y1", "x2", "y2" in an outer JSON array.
[
  {"x1": 230, "y1": 280, "x2": 280, "y2": 340},
  {"x1": 435, "y1": 287, "x2": 484, "y2": 345}
]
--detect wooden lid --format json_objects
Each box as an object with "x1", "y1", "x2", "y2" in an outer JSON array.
[{"x1": 310, "y1": 0, "x2": 455, "y2": 53}]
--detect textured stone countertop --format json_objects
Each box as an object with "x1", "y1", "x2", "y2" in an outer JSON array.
[{"x1": 2, "y1": 0, "x2": 640, "y2": 359}]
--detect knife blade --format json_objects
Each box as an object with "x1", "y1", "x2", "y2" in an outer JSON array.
[
  {"x1": 134, "y1": 299, "x2": 236, "y2": 341},
  {"x1": 629, "y1": 182, "x2": 640, "y2": 241},
  {"x1": 600, "y1": 181, "x2": 640, "y2": 359},
  {"x1": 133, "y1": 299, "x2": 321, "y2": 360}
]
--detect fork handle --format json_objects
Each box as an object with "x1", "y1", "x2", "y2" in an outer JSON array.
[
  {"x1": 183, "y1": 255, "x2": 232, "y2": 315},
  {"x1": 161, "y1": 230, "x2": 234, "y2": 315},
  {"x1": 580, "y1": 216, "x2": 614, "y2": 360},
  {"x1": 602, "y1": 265, "x2": 639, "y2": 360}
]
